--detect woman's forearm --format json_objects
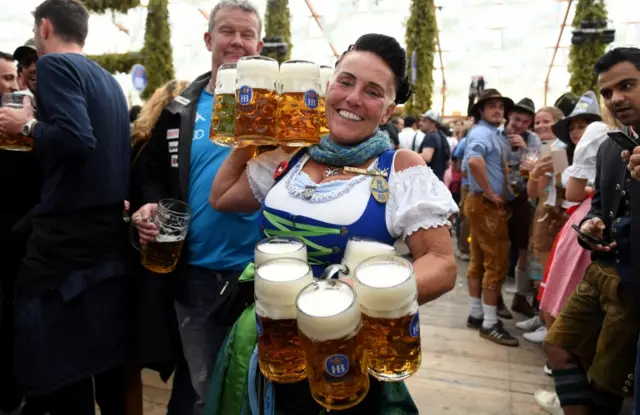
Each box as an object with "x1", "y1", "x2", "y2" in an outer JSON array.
[
  {"x1": 209, "y1": 146, "x2": 253, "y2": 209},
  {"x1": 412, "y1": 252, "x2": 456, "y2": 304},
  {"x1": 527, "y1": 175, "x2": 549, "y2": 199}
]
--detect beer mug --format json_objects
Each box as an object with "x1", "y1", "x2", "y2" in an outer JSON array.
[
  {"x1": 276, "y1": 60, "x2": 321, "y2": 147},
  {"x1": 296, "y1": 279, "x2": 369, "y2": 410},
  {"x1": 318, "y1": 65, "x2": 334, "y2": 137},
  {"x1": 341, "y1": 237, "x2": 397, "y2": 277},
  {"x1": 235, "y1": 56, "x2": 279, "y2": 146},
  {"x1": 210, "y1": 63, "x2": 237, "y2": 147},
  {"x1": 0, "y1": 93, "x2": 33, "y2": 151},
  {"x1": 255, "y1": 258, "x2": 313, "y2": 383},
  {"x1": 520, "y1": 147, "x2": 540, "y2": 179},
  {"x1": 140, "y1": 199, "x2": 191, "y2": 274},
  {"x1": 254, "y1": 236, "x2": 307, "y2": 267},
  {"x1": 354, "y1": 255, "x2": 421, "y2": 381}
]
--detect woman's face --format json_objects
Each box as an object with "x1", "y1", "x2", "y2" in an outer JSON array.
[
  {"x1": 325, "y1": 51, "x2": 396, "y2": 144},
  {"x1": 569, "y1": 118, "x2": 590, "y2": 144},
  {"x1": 534, "y1": 110, "x2": 556, "y2": 141}
]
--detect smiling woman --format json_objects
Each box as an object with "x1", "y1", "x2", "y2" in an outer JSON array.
[{"x1": 207, "y1": 33, "x2": 458, "y2": 414}]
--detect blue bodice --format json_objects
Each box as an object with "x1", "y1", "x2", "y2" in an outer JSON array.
[{"x1": 260, "y1": 149, "x2": 396, "y2": 277}]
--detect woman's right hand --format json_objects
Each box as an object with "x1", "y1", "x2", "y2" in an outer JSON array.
[
  {"x1": 531, "y1": 156, "x2": 553, "y2": 178},
  {"x1": 132, "y1": 203, "x2": 159, "y2": 245}
]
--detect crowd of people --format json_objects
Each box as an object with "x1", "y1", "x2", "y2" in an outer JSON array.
[{"x1": 0, "y1": 0, "x2": 639, "y2": 414}]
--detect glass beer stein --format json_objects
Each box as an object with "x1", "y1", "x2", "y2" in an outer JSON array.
[
  {"x1": 255, "y1": 258, "x2": 313, "y2": 383},
  {"x1": 254, "y1": 236, "x2": 307, "y2": 267},
  {"x1": 296, "y1": 279, "x2": 369, "y2": 410},
  {"x1": 354, "y1": 255, "x2": 421, "y2": 381},
  {"x1": 0, "y1": 93, "x2": 33, "y2": 151},
  {"x1": 139, "y1": 199, "x2": 191, "y2": 274},
  {"x1": 210, "y1": 63, "x2": 237, "y2": 147},
  {"x1": 235, "y1": 56, "x2": 279, "y2": 147},
  {"x1": 276, "y1": 60, "x2": 321, "y2": 147},
  {"x1": 318, "y1": 65, "x2": 334, "y2": 137},
  {"x1": 341, "y1": 237, "x2": 397, "y2": 277}
]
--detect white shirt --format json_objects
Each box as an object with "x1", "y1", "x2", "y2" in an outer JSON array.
[
  {"x1": 246, "y1": 148, "x2": 459, "y2": 239},
  {"x1": 398, "y1": 128, "x2": 422, "y2": 151}
]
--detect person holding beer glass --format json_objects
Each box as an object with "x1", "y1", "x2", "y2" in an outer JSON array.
[{"x1": 210, "y1": 33, "x2": 458, "y2": 413}]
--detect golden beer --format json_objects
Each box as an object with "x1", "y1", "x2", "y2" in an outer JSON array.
[
  {"x1": 0, "y1": 94, "x2": 33, "y2": 151},
  {"x1": 255, "y1": 258, "x2": 313, "y2": 383},
  {"x1": 141, "y1": 235, "x2": 184, "y2": 274},
  {"x1": 138, "y1": 199, "x2": 191, "y2": 274},
  {"x1": 235, "y1": 56, "x2": 279, "y2": 146},
  {"x1": 296, "y1": 280, "x2": 369, "y2": 410},
  {"x1": 276, "y1": 60, "x2": 321, "y2": 147},
  {"x1": 354, "y1": 255, "x2": 421, "y2": 381},
  {"x1": 211, "y1": 63, "x2": 237, "y2": 146},
  {"x1": 318, "y1": 65, "x2": 334, "y2": 137}
]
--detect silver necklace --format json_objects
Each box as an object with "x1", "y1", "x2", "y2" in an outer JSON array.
[{"x1": 325, "y1": 167, "x2": 342, "y2": 177}]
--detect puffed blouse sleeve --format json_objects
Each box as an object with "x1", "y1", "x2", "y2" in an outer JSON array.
[
  {"x1": 246, "y1": 147, "x2": 292, "y2": 203},
  {"x1": 562, "y1": 121, "x2": 608, "y2": 184},
  {"x1": 387, "y1": 164, "x2": 460, "y2": 240}
]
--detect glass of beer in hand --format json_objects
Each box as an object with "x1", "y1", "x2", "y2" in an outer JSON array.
[
  {"x1": 341, "y1": 237, "x2": 397, "y2": 278},
  {"x1": 296, "y1": 279, "x2": 369, "y2": 410},
  {"x1": 276, "y1": 60, "x2": 321, "y2": 147},
  {"x1": 520, "y1": 147, "x2": 540, "y2": 179},
  {"x1": 254, "y1": 236, "x2": 307, "y2": 267},
  {"x1": 354, "y1": 255, "x2": 421, "y2": 381},
  {"x1": 141, "y1": 199, "x2": 191, "y2": 274},
  {"x1": 318, "y1": 65, "x2": 334, "y2": 137},
  {"x1": 210, "y1": 63, "x2": 237, "y2": 147},
  {"x1": 235, "y1": 56, "x2": 279, "y2": 146},
  {"x1": 0, "y1": 93, "x2": 33, "y2": 151},
  {"x1": 255, "y1": 258, "x2": 313, "y2": 383}
]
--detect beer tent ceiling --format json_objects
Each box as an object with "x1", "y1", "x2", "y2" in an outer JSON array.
[{"x1": 1, "y1": 0, "x2": 639, "y2": 114}]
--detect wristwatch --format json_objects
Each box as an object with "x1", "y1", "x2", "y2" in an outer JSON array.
[{"x1": 21, "y1": 119, "x2": 38, "y2": 137}]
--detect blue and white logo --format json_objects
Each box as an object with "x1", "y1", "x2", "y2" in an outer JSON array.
[
  {"x1": 256, "y1": 313, "x2": 263, "y2": 337},
  {"x1": 131, "y1": 64, "x2": 147, "y2": 92},
  {"x1": 304, "y1": 89, "x2": 319, "y2": 110},
  {"x1": 238, "y1": 85, "x2": 253, "y2": 106},
  {"x1": 325, "y1": 354, "x2": 349, "y2": 377},
  {"x1": 409, "y1": 313, "x2": 420, "y2": 338}
]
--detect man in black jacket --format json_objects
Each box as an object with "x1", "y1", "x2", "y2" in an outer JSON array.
[
  {"x1": 544, "y1": 47, "x2": 640, "y2": 415},
  {"x1": 131, "y1": 1, "x2": 264, "y2": 413}
]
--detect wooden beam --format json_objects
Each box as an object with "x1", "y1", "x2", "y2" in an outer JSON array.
[
  {"x1": 304, "y1": 0, "x2": 340, "y2": 58},
  {"x1": 433, "y1": 3, "x2": 446, "y2": 115},
  {"x1": 544, "y1": 0, "x2": 573, "y2": 105}
]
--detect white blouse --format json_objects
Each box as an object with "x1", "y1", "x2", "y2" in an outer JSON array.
[
  {"x1": 246, "y1": 148, "x2": 459, "y2": 240},
  {"x1": 545, "y1": 122, "x2": 608, "y2": 208}
]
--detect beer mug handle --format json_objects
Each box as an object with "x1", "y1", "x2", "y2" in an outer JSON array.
[
  {"x1": 129, "y1": 222, "x2": 141, "y2": 252},
  {"x1": 319, "y1": 264, "x2": 347, "y2": 280}
]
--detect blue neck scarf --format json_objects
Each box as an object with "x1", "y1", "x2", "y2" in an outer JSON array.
[{"x1": 308, "y1": 129, "x2": 392, "y2": 167}]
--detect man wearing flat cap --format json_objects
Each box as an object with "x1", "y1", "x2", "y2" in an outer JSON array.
[
  {"x1": 13, "y1": 39, "x2": 37, "y2": 95},
  {"x1": 416, "y1": 109, "x2": 449, "y2": 181},
  {"x1": 462, "y1": 88, "x2": 519, "y2": 347},
  {"x1": 501, "y1": 97, "x2": 541, "y2": 318}
]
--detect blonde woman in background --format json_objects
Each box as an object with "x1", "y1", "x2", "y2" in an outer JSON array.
[{"x1": 127, "y1": 79, "x2": 191, "y2": 415}]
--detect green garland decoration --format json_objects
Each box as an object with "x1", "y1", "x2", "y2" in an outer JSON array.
[
  {"x1": 85, "y1": 0, "x2": 174, "y2": 100},
  {"x1": 263, "y1": 0, "x2": 292, "y2": 63},
  {"x1": 568, "y1": 0, "x2": 608, "y2": 96},
  {"x1": 83, "y1": 0, "x2": 140, "y2": 14},
  {"x1": 404, "y1": 0, "x2": 436, "y2": 116}
]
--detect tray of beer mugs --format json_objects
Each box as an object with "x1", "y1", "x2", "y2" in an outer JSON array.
[
  {"x1": 209, "y1": 56, "x2": 335, "y2": 151},
  {"x1": 253, "y1": 242, "x2": 421, "y2": 411}
]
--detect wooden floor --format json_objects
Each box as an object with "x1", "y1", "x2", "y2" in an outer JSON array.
[{"x1": 139, "y1": 255, "x2": 559, "y2": 414}]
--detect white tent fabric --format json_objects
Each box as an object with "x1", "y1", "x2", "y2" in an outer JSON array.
[{"x1": 1, "y1": 0, "x2": 638, "y2": 114}]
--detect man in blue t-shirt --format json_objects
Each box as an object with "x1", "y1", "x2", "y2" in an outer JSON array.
[{"x1": 132, "y1": 2, "x2": 265, "y2": 413}]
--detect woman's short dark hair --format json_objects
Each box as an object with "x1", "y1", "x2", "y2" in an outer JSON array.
[{"x1": 338, "y1": 34, "x2": 412, "y2": 105}]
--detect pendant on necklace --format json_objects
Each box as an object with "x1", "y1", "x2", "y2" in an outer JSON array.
[
  {"x1": 325, "y1": 167, "x2": 341, "y2": 177},
  {"x1": 370, "y1": 176, "x2": 390, "y2": 204},
  {"x1": 303, "y1": 185, "x2": 316, "y2": 200}
]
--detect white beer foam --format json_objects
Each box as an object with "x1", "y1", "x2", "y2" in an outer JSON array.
[
  {"x1": 254, "y1": 240, "x2": 307, "y2": 267},
  {"x1": 279, "y1": 62, "x2": 320, "y2": 94},
  {"x1": 319, "y1": 66, "x2": 334, "y2": 96},
  {"x1": 155, "y1": 234, "x2": 184, "y2": 243},
  {"x1": 237, "y1": 58, "x2": 279, "y2": 91},
  {"x1": 297, "y1": 283, "x2": 361, "y2": 341},
  {"x1": 341, "y1": 240, "x2": 396, "y2": 277},
  {"x1": 255, "y1": 259, "x2": 313, "y2": 320},
  {"x1": 215, "y1": 68, "x2": 237, "y2": 95},
  {"x1": 354, "y1": 261, "x2": 418, "y2": 316}
]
